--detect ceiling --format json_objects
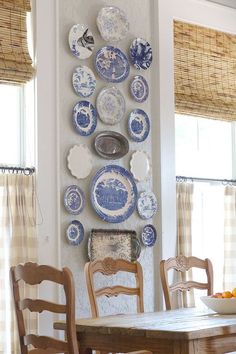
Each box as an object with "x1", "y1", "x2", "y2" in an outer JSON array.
[{"x1": 207, "y1": 0, "x2": 236, "y2": 9}]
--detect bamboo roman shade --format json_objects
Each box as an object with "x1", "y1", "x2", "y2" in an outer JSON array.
[
  {"x1": 174, "y1": 21, "x2": 236, "y2": 121},
  {"x1": 0, "y1": 0, "x2": 34, "y2": 85}
]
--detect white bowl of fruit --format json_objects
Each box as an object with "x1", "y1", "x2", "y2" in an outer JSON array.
[{"x1": 201, "y1": 289, "x2": 236, "y2": 314}]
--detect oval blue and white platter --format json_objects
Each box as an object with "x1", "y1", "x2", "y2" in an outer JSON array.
[
  {"x1": 94, "y1": 46, "x2": 130, "y2": 83},
  {"x1": 73, "y1": 100, "x2": 97, "y2": 136},
  {"x1": 130, "y1": 75, "x2": 149, "y2": 103},
  {"x1": 64, "y1": 185, "x2": 85, "y2": 215},
  {"x1": 72, "y1": 65, "x2": 96, "y2": 97},
  {"x1": 68, "y1": 24, "x2": 94, "y2": 59},
  {"x1": 137, "y1": 191, "x2": 157, "y2": 220},
  {"x1": 66, "y1": 220, "x2": 84, "y2": 246},
  {"x1": 128, "y1": 109, "x2": 150, "y2": 142},
  {"x1": 90, "y1": 165, "x2": 138, "y2": 223},
  {"x1": 141, "y1": 224, "x2": 157, "y2": 247},
  {"x1": 130, "y1": 38, "x2": 153, "y2": 70}
]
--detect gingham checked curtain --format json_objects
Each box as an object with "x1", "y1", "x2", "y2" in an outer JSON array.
[
  {"x1": 223, "y1": 185, "x2": 236, "y2": 291},
  {"x1": 0, "y1": 173, "x2": 37, "y2": 353}
]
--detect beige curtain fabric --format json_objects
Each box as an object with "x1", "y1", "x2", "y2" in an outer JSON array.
[
  {"x1": 0, "y1": 173, "x2": 37, "y2": 353},
  {"x1": 223, "y1": 185, "x2": 236, "y2": 291},
  {"x1": 174, "y1": 21, "x2": 236, "y2": 121},
  {"x1": 176, "y1": 182, "x2": 194, "y2": 307},
  {"x1": 0, "y1": 0, "x2": 34, "y2": 85}
]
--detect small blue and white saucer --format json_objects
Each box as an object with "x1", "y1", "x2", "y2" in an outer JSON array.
[
  {"x1": 137, "y1": 191, "x2": 157, "y2": 220},
  {"x1": 130, "y1": 75, "x2": 149, "y2": 103},
  {"x1": 72, "y1": 66, "x2": 96, "y2": 97},
  {"x1": 64, "y1": 185, "x2": 85, "y2": 215},
  {"x1": 129, "y1": 38, "x2": 153, "y2": 70},
  {"x1": 128, "y1": 109, "x2": 150, "y2": 142},
  {"x1": 73, "y1": 100, "x2": 97, "y2": 136},
  {"x1": 141, "y1": 224, "x2": 157, "y2": 247},
  {"x1": 66, "y1": 220, "x2": 84, "y2": 246}
]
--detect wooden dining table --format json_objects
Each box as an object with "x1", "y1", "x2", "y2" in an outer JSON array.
[{"x1": 54, "y1": 307, "x2": 236, "y2": 354}]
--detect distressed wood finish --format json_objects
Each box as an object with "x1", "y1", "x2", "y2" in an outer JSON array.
[
  {"x1": 160, "y1": 255, "x2": 213, "y2": 310},
  {"x1": 10, "y1": 262, "x2": 79, "y2": 354},
  {"x1": 54, "y1": 307, "x2": 236, "y2": 354}
]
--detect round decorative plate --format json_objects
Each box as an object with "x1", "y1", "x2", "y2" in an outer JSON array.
[
  {"x1": 72, "y1": 66, "x2": 96, "y2": 97},
  {"x1": 94, "y1": 46, "x2": 130, "y2": 83},
  {"x1": 72, "y1": 100, "x2": 97, "y2": 136},
  {"x1": 90, "y1": 165, "x2": 138, "y2": 223},
  {"x1": 128, "y1": 109, "x2": 150, "y2": 142},
  {"x1": 130, "y1": 38, "x2": 153, "y2": 70},
  {"x1": 67, "y1": 145, "x2": 92, "y2": 179},
  {"x1": 96, "y1": 86, "x2": 126, "y2": 125},
  {"x1": 66, "y1": 220, "x2": 84, "y2": 246},
  {"x1": 130, "y1": 75, "x2": 149, "y2": 102},
  {"x1": 141, "y1": 224, "x2": 157, "y2": 247},
  {"x1": 96, "y1": 6, "x2": 129, "y2": 42},
  {"x1": 68, "y1": 24, "x2": 94, "y2": 59},
  {"x1": 64, "y1": 185, "x2": 85, "y2": 215},
  {"x1": 130, "y1": 150, "x2": 151, "y2": 181},
  {"x1": 137, "y1": 191, "x2": 157, "y2": 220}
]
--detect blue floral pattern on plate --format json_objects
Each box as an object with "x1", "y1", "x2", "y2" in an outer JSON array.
[
  {"x1": 72, "y1": 66, "x2": 96, "y2": 97},
  {"x1": 137, "y1": 191, "x2": 157, "y2": 220},
  {"x1": 94, "y1": 46, "x2": 130, "y2": 83},
  {"x1": 68, "y1": 24, "x2": 94, "y2": 59},
  {"x1": 130, "y1": 38, "x2": 153, "y2": 70},
  {"x1": 64, "y1": 185, "x2": 85, "y2": 215},
  {"x1": 66, "y1": 220, "x2": 84, "y2": 246},
  {"x1": 130, "y1": 75, "x2": 149, "y2": 103},
  {"x1": 73, "y1": 100, "x2": 97, "y2": 136},
  {"x1": 96, "y1": 86, "x2": 125, "y2": 125},
  {"x1": 90, "y1": 165, "x2": 137, "y2": 223},
  {"x1": 141, "y1": 224, "x2": 157, "y2": 247},
  {"x1": 128, "y1": 109, "x2": 150, "y2": 142}
]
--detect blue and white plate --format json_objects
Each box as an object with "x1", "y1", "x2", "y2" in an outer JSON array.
[
  {"x1": 96, "y1": 86, "x2": 125, "y2": 125},
  {"x1": 130, "y1": 75, "x2": 149, "y2": 103},
  {"x1": 96, "y1": 6, "x2": 129, "y2": 42},
  {"x1": 130, "y1": 38, "x2": 153, "y2": 70},
  {"x1": 73, "y1": 101, "x2": 97, "y2": 136},
  {"x1": 94, "y1": 46, "x2": 130, "y2": 83},
  {"x1": 68, "y1": 24, "x2": 94, "y2": 59},
  {"x1": 90, "y1": 165, "x2": 138, "y2": 223},
  {"x1": 66, "y1": 220, "x2": 84, "y2": 246},
  {"x1": 72, "y1": 66, "x2": 96, "y2": 97},
  {"x1": 141, "y1": 224, "x2": 157, "y2": 247},
  {"x1": 64, "y1": 185, "x2": 85, "y2": 215},
  {"x1": 137, "y1": 191, "x2": 157, "y2": 220},
  {"x1": 128, "y1": 109, "x2": 150, "y2": 142}
]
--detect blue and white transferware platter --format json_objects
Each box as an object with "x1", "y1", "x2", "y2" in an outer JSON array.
[
  {"x1": 130, "y1": 38, "x2": 153, "y2": 70},
  {"x1": 137, "y1": 191, "x2": 157, "y2": 220},
  {"x1": 96, "y1": 6, "x2": 129, "y2": 42},
  {"x1": 90, "y1": 165, "x2": 138, "y2": 223},
  {"x1": 141, "y1": 224, "x2": 157, "y2": 247},
  {"x1": 96, "y1": 86, "x2": 125, "y2": 125},
  {"x1": 68, "y1": 24, "x2": 94, "y2": 59},
  {"x1": 73, "y1": 100, "x2": 97, "y2": 136},
  {"x1": 66, "y1": 220, "x2": 84, "y2": 246},
  {"x1": 72, "y1": 66, "x2": 96, "y2": 97},
  {"x1": 128, "y1": 109, "x2": 150, "y2": 142},
  {"x1": 94, "y1": 46, "x2": 130, "y2": 83},
  {"x1": 130, "y1": 75, "x2": 149, "y2": 103},
  {"x1": 64, "y1": 185, "x2": 85, "y2": 215}
]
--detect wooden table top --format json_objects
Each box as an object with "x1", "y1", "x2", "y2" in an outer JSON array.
[{"x1": 54, "y1": 307, "x2": 236, "y2": 341}]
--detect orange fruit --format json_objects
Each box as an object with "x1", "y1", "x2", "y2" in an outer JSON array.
[
  {"x1": 214, "y1": 292, "x2": 223, "y2": 298},
  {"x1": 232, "y1": 288, "x2": 236, "y2": 297},
  {"x1": 222, "y1": 291, "x2": 233, "y2": 298}
]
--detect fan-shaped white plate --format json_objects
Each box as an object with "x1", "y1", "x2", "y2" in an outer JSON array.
[
  {"x1": 72, "y1": 66, "x2": 96, "y2": 97},
  {"x1": 68, "y1": 24, "x2": 94, "y2": 59},
  {"x1": 67, "y1": 145, "x2": 92, "y2": 179},
  {"x1": 96, "y1": 86, "x2": 126, "y2": 125},
  {"x1": 130, "y1": 151, "x2": 151, "y2": 182},
  {"x1": 96, "y1": 6, "x2": 129, "y2": 42}
]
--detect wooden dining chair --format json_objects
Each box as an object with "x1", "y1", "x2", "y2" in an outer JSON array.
[
  {"x1": 160, "y1": 255, "x2": 213, "y2": 310},
  {"x1": 10, "y1": 262, "x2": 79, "y2": 354}
]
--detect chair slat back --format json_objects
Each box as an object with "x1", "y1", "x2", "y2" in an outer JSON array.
[
  {"x1": 160, "y1": 255, "x2": 213, "y2": 310},
  {"x1": 85, "y1": 257, "x2": 144, "y2": 317},
  {"x1": 10, "y1": 262, "x2": 79, "y2": 354}
]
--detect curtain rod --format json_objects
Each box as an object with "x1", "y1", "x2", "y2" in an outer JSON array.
[
  {"x1": 0, "y1": 166, "x2": 35, "y2": 175},
  {"x1": 176, "y1": 175, "x2": 236, "y2": 184}
]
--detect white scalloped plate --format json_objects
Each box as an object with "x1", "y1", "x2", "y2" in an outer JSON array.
[
  {"x1": 130, "y1": 150, "x2": 151, "y2": 182},
  {"x1": 67, "y1": 145, "x2": 92, "y2": 179}
]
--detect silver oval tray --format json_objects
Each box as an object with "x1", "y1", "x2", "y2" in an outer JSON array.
[{"x1": 94, "y1": 131, "x2": 129, "y2": 160}]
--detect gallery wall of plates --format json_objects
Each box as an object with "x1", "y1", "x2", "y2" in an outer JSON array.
[{"x1": 58, "y1": 0, "x2": 157, "y2": 316}]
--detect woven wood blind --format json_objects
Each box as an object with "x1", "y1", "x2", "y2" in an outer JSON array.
[
  {"x1": 174, "y1": 21, "x2": 236, "y2": 121},
  {"x1": 0, "y1": 0, "x2": 34, "y2": 85}
]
